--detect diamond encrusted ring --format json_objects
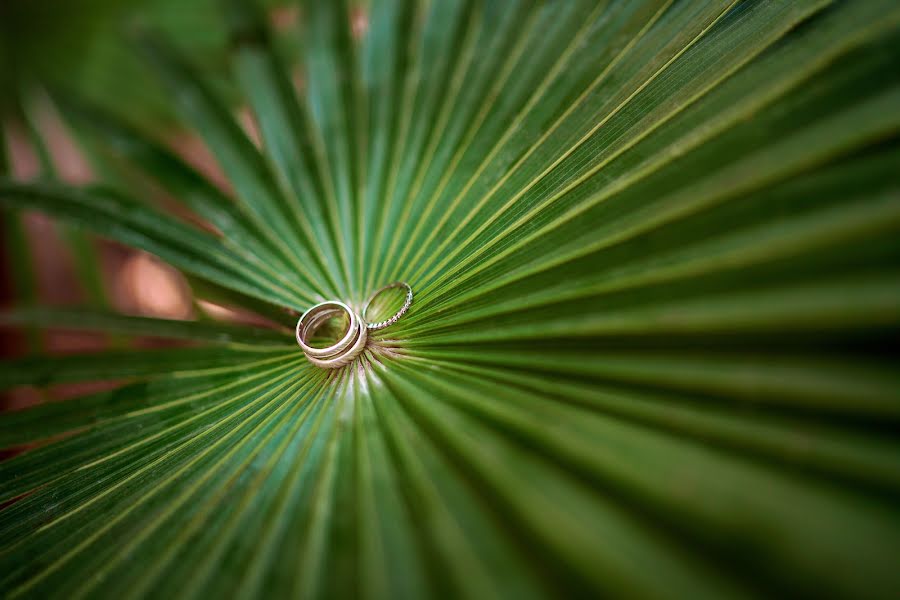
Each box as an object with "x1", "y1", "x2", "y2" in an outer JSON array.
[{"x1": 363, "y1": 282, "x2": 413, "y2": 331}]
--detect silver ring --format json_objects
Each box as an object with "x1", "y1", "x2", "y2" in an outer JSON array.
[
  {"x1": 363, "y1": 282, "x2": 413, "y2": 330},
  {"x1": 304, "y1": 318, "x2": 368, "y2": 369},
  {"x1": 295, "y1": 301, "x2": 358, "y2": 358}
]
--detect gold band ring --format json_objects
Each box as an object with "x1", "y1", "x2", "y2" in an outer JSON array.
[
  {"x1": 295, "y1": 301, "x2": 359, "y2": 359},
  {"x1": 304, "y1": 318, "x2": 368, "y2": 369}
]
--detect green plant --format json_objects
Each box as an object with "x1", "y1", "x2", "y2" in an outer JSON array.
[
  {"x1": 1, "y1": 0, "x2": 899, "y2": 597},
  {"x1": 0, "y1": 0, "x2": 299, "y2": 124}
]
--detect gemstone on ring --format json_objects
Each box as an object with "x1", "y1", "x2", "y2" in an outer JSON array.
[{"x1": 363, "y1": 282, "x2": 412, "y2": 330}]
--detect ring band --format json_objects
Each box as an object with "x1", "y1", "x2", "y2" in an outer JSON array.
[
  {"x1": 304, "y1": 318, "x2": 368, "y2": 369},
  {"x1": 295, "y1": 301, "x2": 358, "y2": 358},
  {"x1": 363, "y1": 282, "x2": 413, "y2": 330}
]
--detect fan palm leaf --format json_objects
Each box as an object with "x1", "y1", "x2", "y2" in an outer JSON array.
[{"x1": 1, "y1": 0, "x2": 899, "y2": 597}]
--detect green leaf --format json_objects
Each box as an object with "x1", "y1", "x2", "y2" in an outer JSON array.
[
  {"x1": 1, "y1": 0, "x2": 900, "y2": 598},
  {"x1": 0, "y1": 306, "x2": 288, "y2": 345},
  {"x1": 0, "y1": 179, "x2": 308, "y2": 307},
  {"x1": 0, "y1": 345, "x2": 291, "y2": 390},
  {"x1": 0, "y1": 119, "x2": 42, "y2": 352},
  {"x1": 135, "y1": 32, "x2": 340, "y2": 299},
  {"x1": 223, "y1": 0, "x2": 351, "y2": 298}
]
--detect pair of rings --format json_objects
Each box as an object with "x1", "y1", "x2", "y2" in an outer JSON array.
[{"x1": 295, "y1": 282, "x2": 412, "y2": 369}]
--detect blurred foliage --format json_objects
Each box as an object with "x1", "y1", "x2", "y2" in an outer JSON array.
[{"x1": 0, "y1": 0, "x2": 295, "y2": 125}]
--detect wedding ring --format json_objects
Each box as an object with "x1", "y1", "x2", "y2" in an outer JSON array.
[
  {"x1": 295, "y1": 301, "x2": 358, "y2": 358},
  {"x1": 304, "y1": 318, "x2": 368, "y2": 369},
  {"x1": 363, "y1": 282, "x2": 413, "y2": 330},
  {"x1": 296, "y1": 300, "x2": 369, "y2": 369}
]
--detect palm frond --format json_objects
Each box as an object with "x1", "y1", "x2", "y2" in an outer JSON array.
[{"x1": 1, "y1": 0, "x2": 899, "y2": 598}]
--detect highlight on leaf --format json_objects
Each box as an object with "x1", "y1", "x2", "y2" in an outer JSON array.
[{"x1": 1, "y1": 0, "x2": 899, "y2": 598}]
